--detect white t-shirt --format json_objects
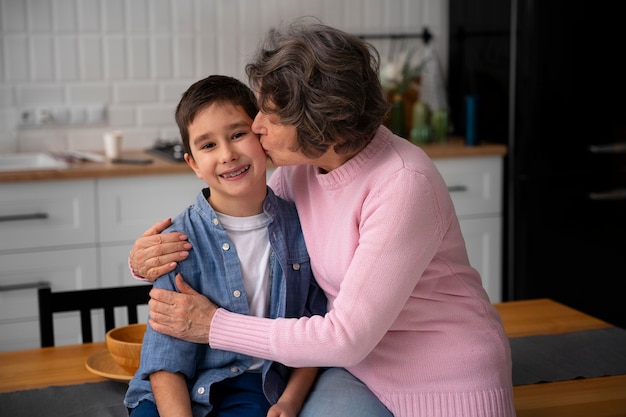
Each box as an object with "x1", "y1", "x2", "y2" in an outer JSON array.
[{"x1": 215, "y1": 211, "x2": 271, "y2": 371}]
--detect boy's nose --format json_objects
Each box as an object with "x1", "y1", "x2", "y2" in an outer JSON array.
[{"x1": 219, "y1": 144, "x2": 237, "y2": 163}]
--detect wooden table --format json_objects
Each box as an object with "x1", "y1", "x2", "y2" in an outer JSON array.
[
  {"x1": 499, "y1": 299, "x2": 626, "y2": 417},
  {"x1": 1, "y1": 299, "x2": 625, "y2": 416}
]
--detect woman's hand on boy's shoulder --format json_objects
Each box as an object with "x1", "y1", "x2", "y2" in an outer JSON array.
[{"x1": 129, "y1": 218, "x2": 192, "y2": 281}]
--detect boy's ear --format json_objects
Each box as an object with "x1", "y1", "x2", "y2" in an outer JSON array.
[{"x1": 184, "y1": 153, "x2": 203, "y2": 179}]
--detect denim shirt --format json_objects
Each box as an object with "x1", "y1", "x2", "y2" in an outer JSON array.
[{"x1": 124, "y1": 187, "x2": 327, "y2": 416}]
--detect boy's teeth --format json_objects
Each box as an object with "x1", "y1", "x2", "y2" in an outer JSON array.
[{"x1": 222, "y1": 165, "x2": 249, "y2": 178}]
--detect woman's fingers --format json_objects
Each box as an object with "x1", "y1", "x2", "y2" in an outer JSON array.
[{"x1": 129, "y1": 219, "x2": 192, "y2": 279}]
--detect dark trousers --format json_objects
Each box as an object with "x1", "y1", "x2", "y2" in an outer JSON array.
[{"x1": 130, "y1": 372, "x2": 270, "y2": 417}]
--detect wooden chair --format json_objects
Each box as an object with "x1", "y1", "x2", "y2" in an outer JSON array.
[{"x1": 37, "y1": 285, "x2": 151, "y2": 347}]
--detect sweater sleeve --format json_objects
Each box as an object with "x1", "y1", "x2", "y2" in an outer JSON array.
[{"x1": 210, "y1": 163, "x2": 453, "y2": 368}]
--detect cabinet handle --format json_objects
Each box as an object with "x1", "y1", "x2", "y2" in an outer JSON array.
[
  {"x1": 0, "y1": 213, "x2": 49, "y2": 222},
  {"x1": 447, "y1": 185, "x2": 468, "y2": 193},
  {"x1": 0, "y1": 281, "x2": 50, "y2": 292},
  {"x1": 588, "y1": 142, "x2": 626, "y2": 154},
  {"x1": 588, "y1": 189, "x2": 626, "y2": 201}
]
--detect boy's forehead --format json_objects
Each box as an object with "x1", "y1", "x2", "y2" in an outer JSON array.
[{"x1": 200, "y1": 101, "x2": 247, "y2": 115}]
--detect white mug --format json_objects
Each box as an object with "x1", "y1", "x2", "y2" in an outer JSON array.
[{"x1": 103, "y1": 131, "x2": 122, "y2": 159}]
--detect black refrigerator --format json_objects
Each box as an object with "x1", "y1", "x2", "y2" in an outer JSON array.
[{"x1": 448, "y1": 0, "x2": 626, "y2": 328}]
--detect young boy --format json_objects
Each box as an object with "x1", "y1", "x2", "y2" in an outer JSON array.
[{"x1": 124, "y1": 75, "x2": 326, "y2": 417}]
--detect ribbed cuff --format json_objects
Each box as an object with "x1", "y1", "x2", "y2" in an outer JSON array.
[{"x1": 209, "y1": 308, "x2": 273, "y2": 360}]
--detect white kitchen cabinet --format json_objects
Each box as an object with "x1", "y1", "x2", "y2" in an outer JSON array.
[
  {"x1": 0, "y1": 248, "x2": 99, "y2": 351},
  {"x1": 433, "y1": 156, "x2": 503, "y2": 302},
  {"x1": 0, "y1": 174, "x2": 203, "y2": 351},
  {"x1": 0, "y1": 179, "x2": 99, "y2": 350},
  {"x1": 0, "y1": 179, "x2": 96, "y2": 252},
  {"x1": 96, "y1": 174, "x2": 201, "y2": 244}
]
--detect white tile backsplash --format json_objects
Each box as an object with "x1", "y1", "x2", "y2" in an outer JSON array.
[
  {"x1": 4, "y1": 35, "x2": 29, "y2": 81},
  {"x1": 67, "y1": 83, "x2": 111, "y2": 103},
  {"x1": 103, "y1": 36, "x2": 127, "y2": 79},
  {"x1": 106, "y1": 105, "x2": 135, "y2": 126},
  {"x1": 57, "y1": 35, "x2": 80, "y2": 80},
  {"x1": 128, "y1": 0, "x2": 149, "y2": 33},
  {"x1": 139, "y1": 105, "x2": 174, "y2": 127},
  {"x1": 151, "y1": 0, "x2": 171, "y2": 32},
  {"x1": 27, "y1": 0, "x2": 53, "y2": 32},
  {"x1": 78, "y1": 0, "x2": 101, "y2": 32},
  {"x1": 31, "y1": 35, "x2": 54, "y2": 81},
  {"x1": 54, "y1": 0, "x2": 77, "y2": 32},
  {"x1": 129, "y1": 36, "x2": 150, "y2": 79},
  {"x1": 152, "y1": 35, "x2": 172, "y2": 79},
  {"x1": 1, "y1": 1, "x2": 26, "y2": 32},
  {"x1": 17, "y1": 83, "x2": 64, "y2": 105},
  {"x1": 0, "y1": 0, "x2": 449, "y2": 154},
  {"x1": 103, "y1": 0, "x2": 125, "y2": 33},
  {"x1": 173, "y1": 35, "x2": 195, "y2": 79}
]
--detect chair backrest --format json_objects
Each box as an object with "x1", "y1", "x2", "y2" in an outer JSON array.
[{"x1": 37, "y1": 285, "x2": 151, "y2": 347}]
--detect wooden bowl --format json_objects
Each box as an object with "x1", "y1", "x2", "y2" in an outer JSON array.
[{"x1": 105, "y1": 323, "x2": 146, "y2": 374}]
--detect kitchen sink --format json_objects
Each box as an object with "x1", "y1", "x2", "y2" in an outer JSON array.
[{"x1": 0, "y1": 153, "x2": 68, "y2": 172}]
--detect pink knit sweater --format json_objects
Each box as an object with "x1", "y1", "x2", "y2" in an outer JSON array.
[{"x1": 210, "y1": 126, "x2": 516, "y2": 417}]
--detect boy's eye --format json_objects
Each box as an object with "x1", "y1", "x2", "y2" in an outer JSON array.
[
  {"x1": 200, "y1": 142, "x2": 216, "y2": 150},
  {"x1": 232, "y1": 132, "x2": 246, "y2": 140}
]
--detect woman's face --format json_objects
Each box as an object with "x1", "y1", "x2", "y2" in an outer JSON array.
[
  {"x1": 251, "y1": 98, "x2": 353, "y2": 172},
  {"x1": 251, "y1": 109, "x2": 311, "y2": 167}
]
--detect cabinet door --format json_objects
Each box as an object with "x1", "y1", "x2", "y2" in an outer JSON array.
[
  {"x1": 99, "y1": 245, "x2": 150, "y2": 325},
  {"x1": 0, "y1": 248, "x2": 98, "y2": 351},
  {"x1": 434, "y1": 156, "x2": 502, "y2": 217},
  {"x1": 458, "y1": 217, "x2": 502, "y2": 303},
  {"x1": 0, "y1": 180, "x2": 96, "y2": 252},
  {"x1": 96, "y1": 174, "x2": 202, "y2": 243},
  {"x1": 433, "y1": 156, "x2": 503, "y2": 302}
]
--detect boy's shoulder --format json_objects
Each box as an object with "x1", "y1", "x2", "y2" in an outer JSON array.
[{"x1": 266, "y1": 186, "x2": 297, "y2": 214}]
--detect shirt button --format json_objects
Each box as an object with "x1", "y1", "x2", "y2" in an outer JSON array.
[
  {"x1": 222, "y1": 242, "x2": 230, "y2": 251},
  {"x1": 213, "y1": 218, "x2": 219, "y2": 226},
  {"x1": 233, "y1": 290, "x2": 241, "y2": 298},
  {"x1": 197, "y1": 387, "x2": 205, "y2": 395},
  {"x1": 292, "y1": 263, "x2": 300, "y2": 270},
  {"x1": 230, "y1": 366, "x2": 239, "y2": 373}
]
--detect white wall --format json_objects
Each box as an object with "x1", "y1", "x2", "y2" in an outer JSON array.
[{"x1": 0, "y1": 0, "x2": 448, "y2": 154}]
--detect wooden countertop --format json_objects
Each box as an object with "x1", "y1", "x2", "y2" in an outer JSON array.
[
  {"x1": 417, "y1": 137, "x2": 507, "y2": 159},
  {"x1": 0, "y1": 151, "x2": 193, "y2": 183},
  {"x1": 0, "y1": 139, "x2": 506, "y2": 184}
]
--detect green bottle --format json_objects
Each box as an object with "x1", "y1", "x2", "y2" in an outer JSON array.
[
  {"x1": 409, "y1": 101, "x2": 431, "y2": 144},
  {"x1": 431, "y1": 109, "x2": 448, "y2": 144}
]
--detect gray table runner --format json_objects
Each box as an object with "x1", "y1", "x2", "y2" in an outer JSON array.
[
  {"x1": 2, "y1": 327, "x2": 626, "y2": 415},
  {"x1": 0, "y1": 380, "x2": 128, "y2": 417},
  {"x1": 510, "y1": 327, "x2": 626, "y2": 385}
]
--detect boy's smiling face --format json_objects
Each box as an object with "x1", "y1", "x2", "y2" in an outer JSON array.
[{"x1": 184, "y1": 102, "x2": 267, "y2": 216}]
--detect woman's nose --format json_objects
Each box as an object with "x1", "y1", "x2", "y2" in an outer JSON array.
[{"x1": 251, "y1": 112, "x2": 266, "y2": 135}]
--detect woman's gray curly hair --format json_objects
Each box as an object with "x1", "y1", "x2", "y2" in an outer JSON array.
[{"x1": 246, "y1": 17, "x2": 390, "y2": 158}]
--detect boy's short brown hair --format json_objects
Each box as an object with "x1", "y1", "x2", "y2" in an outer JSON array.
[{"x1": 175, "y1": 75, "x2": 258, "y2": 156}]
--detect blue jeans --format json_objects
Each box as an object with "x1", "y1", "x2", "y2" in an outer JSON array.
[
  {"x1": 299, "y1": 368, "x2": 393, "y2": 417},
  {"x1": 129, "y1": 372, "x2": 269, "y2": 417}
]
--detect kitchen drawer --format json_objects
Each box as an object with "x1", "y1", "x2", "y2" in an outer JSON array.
[
  {"x1": 0, "y1": 179, "x2": 96, "y2": 252},
  {"x1": 434, "y1": 156, "x2": 502, "y2": 217},
  {"x1": 96, "y1": 174, "x2": 202, "y2": 243},
  {"x1": 0, "y1": 247, "x2": 98, "y2": 351}
]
